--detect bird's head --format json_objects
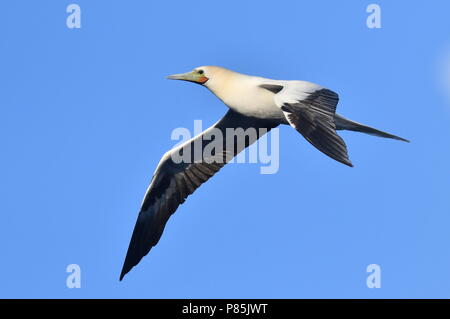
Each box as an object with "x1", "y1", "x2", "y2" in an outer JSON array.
[
  {"x1": 166, "y1": 66, "x2": 233, "y2": 88},
  {"x1": 166, "y1": 66, "x2": 211, "y2": 85},
  {"x1": 167, "y1": 66, "x2": 237, "y2": 101}
]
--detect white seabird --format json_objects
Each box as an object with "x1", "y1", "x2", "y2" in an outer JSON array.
[{"x1": 120, "y1": 66, "x2": 408, "y2": 280}]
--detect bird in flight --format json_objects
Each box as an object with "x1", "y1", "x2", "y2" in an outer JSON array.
[{"x1": 120, "y1": 66, "x2": 408, "y2": 280}]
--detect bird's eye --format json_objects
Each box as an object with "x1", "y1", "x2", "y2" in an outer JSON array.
[{"x1": 198, "y1": 70, "x2": 204, "y2": 75}]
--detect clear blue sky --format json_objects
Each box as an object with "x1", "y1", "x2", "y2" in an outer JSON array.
[{"x1": 1, "y1": 0, "x2": 450, "y2": 298}]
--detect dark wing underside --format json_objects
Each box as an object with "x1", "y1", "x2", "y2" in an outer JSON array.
[
  {"x1": 120, "y1": 110, "x2": 279, "y2": 280},
  {"x1": 280, "y1": 89, "x2": 353, "y2": 167}
]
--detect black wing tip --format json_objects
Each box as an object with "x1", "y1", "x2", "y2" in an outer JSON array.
[
  {"x1": 338, "y1": 157, "x2": 353, "y2": 167},
  {"x1": 119, "y1": 264, "x2": 133, "y2": 281},
  {"x1": 119, "y1": 267, "x2": 128, "y2": 281},
  {"x1": 120, "y1": 246, "x2": 142, "y2": 281}
]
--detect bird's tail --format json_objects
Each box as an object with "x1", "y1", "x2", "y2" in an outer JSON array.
[{"x1": 334, "y1": 114, "x2": 409, "y2": 143}]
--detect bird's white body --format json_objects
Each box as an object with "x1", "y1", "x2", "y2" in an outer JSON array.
[
  {"x1": 202, "y1": 66, "x2": 321, "y2": 120},
  {"x1": 206, "y1": 71, "x2": 282, "y2": 119}
]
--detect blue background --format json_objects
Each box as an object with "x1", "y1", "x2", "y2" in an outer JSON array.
[{"x1": 1, "y1": 0, "x2": 450, "y2": 298}]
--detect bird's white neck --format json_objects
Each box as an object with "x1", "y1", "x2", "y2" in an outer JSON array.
[{"x1": 204, "y1": 70, "x2": 282, "y2": 119}]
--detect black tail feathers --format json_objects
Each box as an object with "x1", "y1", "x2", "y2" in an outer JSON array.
[{"x1": 334, "y1": 114, "x2": 409, "y2": 143}]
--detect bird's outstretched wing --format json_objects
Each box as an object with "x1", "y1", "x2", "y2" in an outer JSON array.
[
  {"x1": 120, "y1": 110, "x2": 279, "y2": 280},
  {"x1": 270, "y1": 81, "x2": 352, "y2": 167}
]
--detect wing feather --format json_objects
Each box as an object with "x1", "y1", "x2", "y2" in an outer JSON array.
[
  {"x1": 272, "y1": 82, "x2": 353, "y2": 167},
  {"x1": 120, "y1": 110, "x2": 278, "y2": 280}
]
